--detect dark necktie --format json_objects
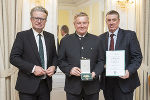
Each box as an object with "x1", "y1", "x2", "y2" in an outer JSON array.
[
  {"x1": 38, "y1": 34, "x2": 45, "y2": 68},
  {"x1": 109, "y1": 34, "x2": 114, "y2": 50}
]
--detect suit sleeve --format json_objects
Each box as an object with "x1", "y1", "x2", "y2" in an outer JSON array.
[
  {"x1": 58, "y1": 39, "x2": 73, "y2": 76},
  {"x1": 10, "y1": 32, "x2": 34, "y2": 73},
  {"x1": 127, "y1": 32, "x2": 143, "y2": 75},
  {"x1": 51, "y1": 35, "x2": 58, "y2": 67},
  {"x1": 93, "y1": 38, "x2": 105, "y2": 76}
]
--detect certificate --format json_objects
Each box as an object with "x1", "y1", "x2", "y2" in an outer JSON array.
[
  {"x1": 80, "y1": 59, "x2": 92, "y2": 81},
  {"x1": 106, "y1": 50, "x2": 125, "y2": 76}
]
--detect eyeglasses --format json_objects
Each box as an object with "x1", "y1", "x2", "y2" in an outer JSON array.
[{"x1": 32, "y1": 17, "x2": 47, "y2": 22}]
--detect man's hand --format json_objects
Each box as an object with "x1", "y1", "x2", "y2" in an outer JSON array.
[
  {"x1": 46, "y1": 66, "x2": 56, "y2": 77},
  {"x1": 70, "y1": 67, "x2": 81, "y2": 76},
  {"x1": 33, "y1": 66, "x2": 46, "y2": 76},
  {"x1": 120, "y1": 70, "x2": 130, "y2": 79},
  {"x1": 104, "y1": 64, "x2": 106, "y2": 68},
  {"x1": 91, "y1": 72, "x2": 96, "y2": 78}
]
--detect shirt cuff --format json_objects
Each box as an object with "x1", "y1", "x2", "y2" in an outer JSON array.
[{"x1": 31, "y1": 65, "x2": 36, "y2": 73}]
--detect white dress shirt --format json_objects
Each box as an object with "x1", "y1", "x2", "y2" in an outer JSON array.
[
  {"x1": 108, "y1": 28, "x2": 119, "y2": 50},
  {"x1": 32, "y1": 28, "x2": 47, "y2": 72}
]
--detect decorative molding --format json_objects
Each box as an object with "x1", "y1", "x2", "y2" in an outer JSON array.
[{"x1": 58, "y1": 0, "x2": 90, "y2": 7}]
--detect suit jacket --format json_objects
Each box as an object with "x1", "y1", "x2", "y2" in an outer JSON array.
[
  {"x1": 63, "y1": 33, "x2": 69, "y2": 37},
  {"x1": 10, "y1": 28, "x2": 57, "y2": 94},
  {"x1": 58, "y1": 33, "x2": 104, "y2": 95},
  {"x1": 57, "y1": 33, "x2": 69, "y2": 51},
  {"x1": 99, "y1": 28, "x2": 142, "y2": 93}
]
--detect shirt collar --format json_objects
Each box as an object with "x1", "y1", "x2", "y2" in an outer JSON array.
[
  {"x1": 32, "y1": 28, "x2": 44, "y2": 37},
  {"x1": 108, "y1": 28, "x2": 119, "y2": 37},
  {"x1": 62, "y1": 33, "x2": 67, "y2": 38},
  {"x1": 76, "y1": 32, "x2": 87, "y2": 37}
]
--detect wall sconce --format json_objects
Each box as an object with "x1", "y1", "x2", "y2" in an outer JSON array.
[{"x1": 116, "y1": 0, "x2": 134, "y2": 8}]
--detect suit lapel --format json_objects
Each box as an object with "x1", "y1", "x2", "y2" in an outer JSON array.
[
  {"x1": 28, "y1": 29, "x2": 41, "y2": 63},
  {"x1": 115, "y1": 29, "x2": 123, "y2": 50},
  {"x1": 43, "y1": 31, "x2": 50, "y2": 65},
  {"x1": 105, "y1": 32, "x2": 109, "y2": 51}
]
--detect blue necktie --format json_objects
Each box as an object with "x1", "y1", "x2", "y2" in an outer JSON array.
[{"x1": 38, "y1": 34, "x2": 45, "y2": 69}]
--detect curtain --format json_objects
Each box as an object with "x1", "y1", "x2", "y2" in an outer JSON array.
[
  {"x1": 0, "y1": 0, "x2": 23, "y2": 100},
  {"x1": 135, "y1": 0, "x2": 150, "y2": 100}
]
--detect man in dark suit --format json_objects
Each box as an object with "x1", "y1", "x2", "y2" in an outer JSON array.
[
  {"x1": 58, "y1": 12, "x2": 104, "y2": 100},
  {"x1": 10, "y1": 6, "x2": 57, "y2": 100},
  {"x1": 57, "y1": 25, "x2": 69, "y2": 50},
  {"x1": 99, "y1": 10, "x2": 142, "y2": 100},
  {"x1": 60, "y1": 25, "x2": 69, "y2": 38}
]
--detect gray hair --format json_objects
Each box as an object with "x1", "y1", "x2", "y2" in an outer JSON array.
[
  {"x1": 106, "y1": 10, "x2": 120, "y2": 19},
  {"x1": 74, "y1": 12, "x2": 89, "y2": 22},
  {"x1": 30, "y1": 6, "x2": 48, "y2": 17}
]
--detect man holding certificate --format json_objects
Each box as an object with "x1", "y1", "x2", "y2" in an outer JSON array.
[
  {"x1": 99, "y1": 10, "x2": 142, "y2": 100},
  {"x1": 58, "y1": 12, "x2": 104, "y2": 100}
]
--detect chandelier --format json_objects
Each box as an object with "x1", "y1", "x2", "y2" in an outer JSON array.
[{"x1": 116, "y1": 0, "x2": 134, "y2": 8}]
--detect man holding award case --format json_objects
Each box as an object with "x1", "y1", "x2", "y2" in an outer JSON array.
[
  {"x1": 58, "y1": 12, "x2": 104, "y2": 100},
  {"x1": 80, "y1": 59, "x2": 93, "y2": 81}
]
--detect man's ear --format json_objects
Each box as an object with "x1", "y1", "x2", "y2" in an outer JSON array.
[{"x1": 73, "y1": 22, "x2": 75, "y2": 26}]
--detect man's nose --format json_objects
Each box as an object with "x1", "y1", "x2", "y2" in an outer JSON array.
[
  {"x1": 110, "y1": 20, "x2": 114, "y2": 24},
  {"x1": 80, "y1": 23, "x2": 84, "y2": 27},
  {"x1": 37, "y1": 19, "x2": 42, "y2": 22}
]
